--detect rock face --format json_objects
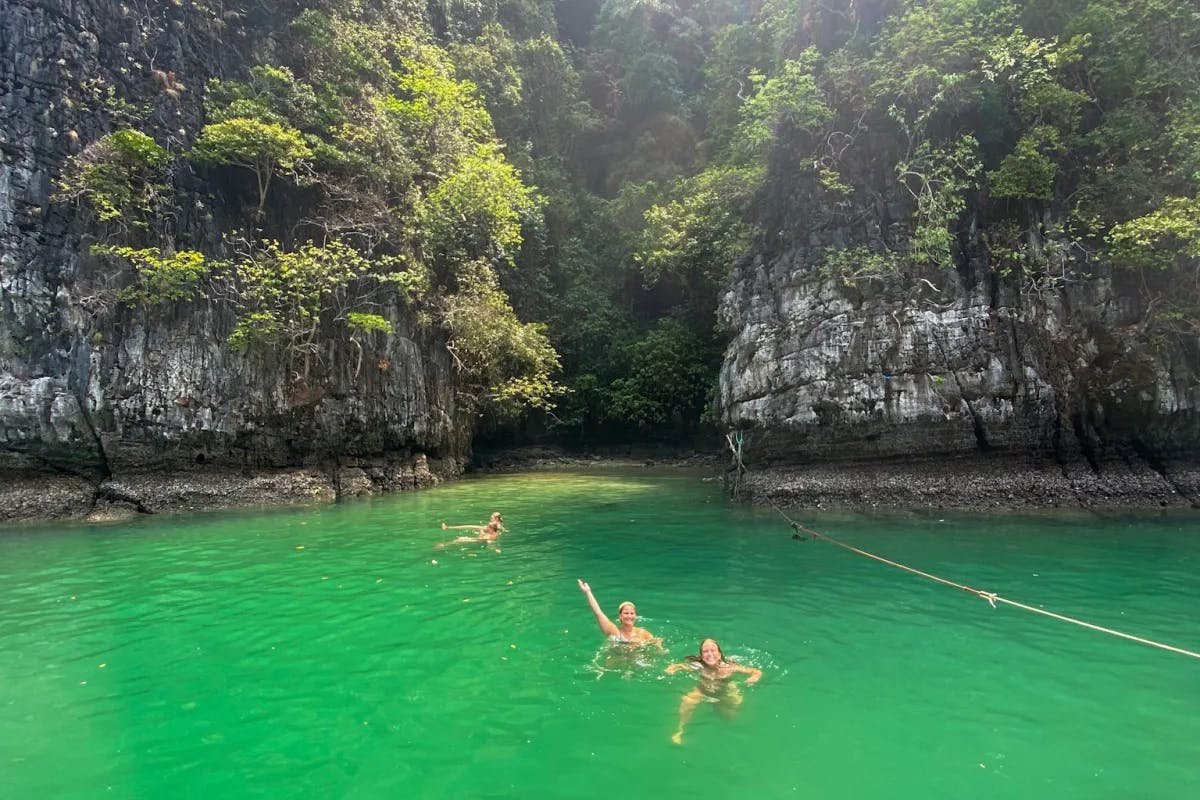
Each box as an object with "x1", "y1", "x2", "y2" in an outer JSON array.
[
  {"x1": 0, "y1": 0, "x2": 467, "y2": 522},
  {"x1": 717, "y1": 171, "x2": 1200, "y2": 500}
]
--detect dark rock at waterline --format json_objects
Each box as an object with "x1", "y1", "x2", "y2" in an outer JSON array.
[
  {"x1": 3, "y1": 449, "x2": 1197, "y2": 526},
  {"x1": 729, "y1": 452, "x2": 1200, "y2": 512},
  {"x1": 0, "y1": 453, "x2": 463, "y2": 525}
]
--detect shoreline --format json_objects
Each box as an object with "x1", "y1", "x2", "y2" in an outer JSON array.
[
  {"x1": 2, "y1": 448, "x2": 1197, "y2": 526},
  {"x1": 0, "y1": 454, "x2": 464, "y2": 526},
  {"x1": 727, "y1": 452, "x2": 1200, "y2": 512},
  {"x1": 475, "y1": 446, "x2": 1200, "y2": 512}
]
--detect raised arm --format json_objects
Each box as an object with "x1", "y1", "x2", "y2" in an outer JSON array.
[{"x1": 577, "y1": 579, "x2": 619, "y2": 638}]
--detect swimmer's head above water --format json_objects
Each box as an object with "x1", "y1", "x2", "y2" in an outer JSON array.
[
  {"x1": 698, "y1": 638, "x2": 725, "y2": 666},
  {"x1": 616, "y1": 600, "x2": 637, "y2": 625}
]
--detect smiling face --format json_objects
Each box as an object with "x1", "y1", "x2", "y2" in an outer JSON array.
[
  {"x1": 617, "y1": 602, "x2": 637, "y2": 627},
  {"x1": 699, "y1": 639, "x2": 723, "y2": 666}
]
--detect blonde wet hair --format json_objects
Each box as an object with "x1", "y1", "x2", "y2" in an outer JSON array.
[{"x1": 617, "y1": 601, "x2": 636, "y2": 614}]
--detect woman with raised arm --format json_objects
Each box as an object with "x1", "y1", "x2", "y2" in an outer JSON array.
[
  {"x1": 576, "y1": 579, "x2": 660, "y2": 647},
  {"x1": 664, "y1": 638, "x2": 761, "y2": 744}
]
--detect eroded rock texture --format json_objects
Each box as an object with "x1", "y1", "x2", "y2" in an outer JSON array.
[
  {"x1": 718, "y1": 165, "x2": 1199, "y2": 503},
  {"x1": 1, "y1": 0, "x2": 466, "y2": 522}
]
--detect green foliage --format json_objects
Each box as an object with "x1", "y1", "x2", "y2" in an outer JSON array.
[
  {"x1": 443, "y1": 262, "x2": 565, "y2": 415},
  {"x1": 638, "y1": 164, "x2": 762, "y2": 308},
  {"x1": 90, "y1": 245, "x2": 210, "y2": 305},
  {"x1": 896, "y1": 134, "x2": 983, "y2": 265},
  {"x1": 1106, "y1": 195, "x2": 1200, "y2": 343},
  {"x1": 735, "y1": 52, "x2": 831, "y2": 160},
  {"x1": 188, "y1": 118, "x2": 313, "y2": 217},
  {"x1": 981, "y1": 29, "x2": 1088, "y2": 130},
  {"x1": 1107, "y1": 197, "x2": 1200, "y2": 271},
  {"x1": 186, "y1": 9, "x2": 557, "y2": 413},
  {"x1": 419, "y1": 142, "x2": 538, "y2": 268},
  {"x1": 224, "y1": 238, "x2": 418, "y2": 378},
  {"x1": 589, "y1": 0, "x2": 688, "y2": 121},
  {"x1": 386, "y1": 44, "x2": 497, "y2": 169},
  {"x1": 988, "y1": 132, "x2": 1057, "y2": 200},
  {"x1": 345, "y1": 312, "x2": 394, "y2": 335},
  {"x1": 984, "y1": 220, "x2": 1036, "y2": 277},
  {"x1": 449, "y1": 25, "x2": 525, "y2": 131},
  {"x1": 819, "y1": 246, "x2": 904, "y2": 286},
  {"x1": 1165, "y1": 98, "x2": 1200, "y2": 184},
  {"x1": 606, "y1": 317, "x2": 720, "y2": 430},
  {"x1": 67, "y1": 76, "x2": 148, "y2": 126},
  {"x1": 450, "y1": 27, "x2": 596, "y2": 172},
  {"x1": 106, "y1": 129, "x2": 171, "y2": 168},
  {"x1": 818, "y1": 168, "x2": 854, "y2": 197},
  {"x1": 204, "y1": 66, "x2": 329, "y2": 129},
  {"x1": 701, "y1": 21, "x2": 765, "y2": 154},
  {"x1": 56, "y1": 129, "x2": 170, "y2": 225}
]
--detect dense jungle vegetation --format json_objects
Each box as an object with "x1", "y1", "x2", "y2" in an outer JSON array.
[{"x1": 58, "y1": 0, "x2": 1200, "y2": 445}]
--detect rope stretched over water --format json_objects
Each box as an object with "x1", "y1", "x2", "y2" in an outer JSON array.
[{"x1": 737, "y1": 448, "x2": 1200, "y2": 661}]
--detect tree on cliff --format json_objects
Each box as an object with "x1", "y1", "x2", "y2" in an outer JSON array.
[{"x1": 188, "y1": 117, "x2": 313, "y2": 219}]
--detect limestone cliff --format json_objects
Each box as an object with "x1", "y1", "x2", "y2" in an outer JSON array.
[
  {"x1": 717, "y1": 141, "x2": 1200, "y2": 501},
  {"x1": 0, "y1": 0, "x2": 467, "y2": 522}
]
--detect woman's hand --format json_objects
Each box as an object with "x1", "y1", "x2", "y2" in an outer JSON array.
[
  {"x1": 665, "y1": 663, "x2": 684, "y2": 675},
  {"x1": 577, "y1": 579, "x2": 592, "y2": 594}
]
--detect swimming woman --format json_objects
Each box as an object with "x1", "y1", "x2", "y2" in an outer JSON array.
[
  {"x1": 577, "y1": 579, "x2": 661, "y2": 648},
  {"x1": 437, "y1": 511, "x2": 504, "y2": 547},
  {"x1": 664, "y1": 638, "x2": 761, "y2": 744}
]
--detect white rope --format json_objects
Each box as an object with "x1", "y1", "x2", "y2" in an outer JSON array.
[{"x1": 777, "y1": 506, "x2": 1200, "y2": 661}]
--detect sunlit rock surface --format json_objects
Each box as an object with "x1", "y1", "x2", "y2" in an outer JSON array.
[{"x1": 718, "y1": 233, "x2": 1199, "y2": 488}]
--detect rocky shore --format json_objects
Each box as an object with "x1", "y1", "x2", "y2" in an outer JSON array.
[
  {"x1": 2, "y1": 446, "x2": 1196, "y2": 527},
  {"x1": 729, "y1": 452, "x2": 1200, "y2": 512},
  {"x1": 475, "y1": 445, "x2": 1200, "y2": 511},
  {"x1": 0, "y1": 454, "x2": 464, "y2": 526}
]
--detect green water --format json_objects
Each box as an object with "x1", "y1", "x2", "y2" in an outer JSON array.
[{"x1": 1, "y1": 471, "x2": 1198, "y2": 799}]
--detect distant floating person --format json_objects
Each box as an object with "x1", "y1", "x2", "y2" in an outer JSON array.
[{"x1": 437, "y1": 511, "x2": 505, "y2": 547}]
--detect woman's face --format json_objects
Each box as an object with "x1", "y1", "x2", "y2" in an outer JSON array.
[
  {"x1": 700, "y1": 639, "x2": 722, "y2": 666},
  {"x1": 618, "y1": 603, "x2": 637, "y2": 626}
]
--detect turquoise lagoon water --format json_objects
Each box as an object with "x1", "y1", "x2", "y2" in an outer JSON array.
[{"x1": 1, "y1": 470, "x2": 1197, "y2": 798}]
